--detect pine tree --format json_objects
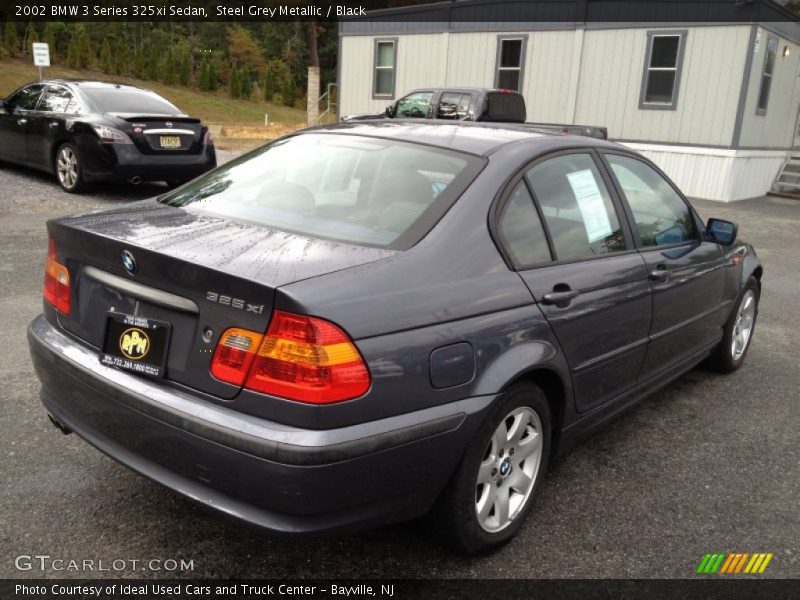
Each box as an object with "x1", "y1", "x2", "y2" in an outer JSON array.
[
  {"x1": 66, "y1": 36, "x2": 79, "y2": 68},
  {"x1": 99, "y1": 39, "x2": 113, "y2": 74},
  {"x1": 42, "y1": 23, "x2": 57, "y2": 62},
  {"x1": 207, "y1": 62, "x2": 218, "y2": 91},
  {"x1": 239, "y1": 68, "x2": 251, "y2": 99},
  {"x1": 162, "y1": 50, "x2": 177, "y2": 84},
  {"x1": 76, "y1": 29, "x2": 93, "y2": 68},
  {"x1": 4, "y1": 21, "x2": 19, "y2": 56},
  {"x1": 146, "y1": 45, "x2": 159, "y2": 80},
  {"x1": 281, "y1": 73, "x2": 296, "y2": 108},
  {"x1": 229, "y1": 65, "x2": 240, "y2": 98},
  {"x1": 178, "y1": 48, "x2": 191, "y2": 86},
  {"x1": 263, "y1": 60, "x2": 283, "y2": 102}
]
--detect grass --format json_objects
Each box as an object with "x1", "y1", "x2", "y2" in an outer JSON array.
[{"x1": 0, "y1": 58, "x2": 307, "y2": 128}]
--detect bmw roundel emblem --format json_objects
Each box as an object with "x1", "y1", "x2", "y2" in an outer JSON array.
[
  {"x1": 165, "y1": 121, "x2": 172, "y2": 128},
  {"x1": 121, "y1": 250, "x2": 137, "y2": 275}
]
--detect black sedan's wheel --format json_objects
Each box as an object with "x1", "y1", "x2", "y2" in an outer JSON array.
[
  {"x1": 55, "y1": 144, "x2": 85, "y2": 193},
  {"x1": 430, "y1": 382, "x2": 550, "y2": 554},
  {"x1": 707, "y1": 276, "x2": 760, "y2": 373}
]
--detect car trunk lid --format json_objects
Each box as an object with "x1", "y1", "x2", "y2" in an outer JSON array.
[
  {"x1": 47, "y1": 199, "x2": 394, "y2": 399},
  {"x1": 106, "y1": 113, "x2": 205, "y2": 154}
]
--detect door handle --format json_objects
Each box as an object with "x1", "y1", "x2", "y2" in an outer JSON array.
[
  {"x1": 542, "y1": 288, "x2": 580, "y2": 307},
  {"x1": 17, "y1": 118, "x2": 27, "y2": 125},
  {"x1": 49, "y1": 121, "x2": 59, "y2": 128},
  {"x1": 649, "y1": 264, "x2": 669, "y2": 282}
]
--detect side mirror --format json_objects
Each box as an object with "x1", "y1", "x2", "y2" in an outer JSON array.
[
  {"x1": 385, "y1": 104, "x2": 395, "y2": 118},
  {"x1": 706, "y1": 218, "x2": 738, "y2": 246}
]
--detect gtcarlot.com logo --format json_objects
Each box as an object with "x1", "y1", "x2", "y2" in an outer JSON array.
[
  {"x1": 696, "y1": 552, "x2": 774, "y2": 575},
  {"x1": 14, "y1": 554, "x2": 194, "y2": 572}
]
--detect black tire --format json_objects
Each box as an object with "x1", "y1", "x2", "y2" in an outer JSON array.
[
  {"x1": 54, "y1": 143, "x2": 86, "y2": 193},
  {"x1": 429, "y1": 382, "x2": 551, "y2": 554},
  {"x1": 707, "y1": 276, "x2": 760, "y2": 373}
]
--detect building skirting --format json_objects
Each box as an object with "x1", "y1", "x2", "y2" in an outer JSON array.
[{"x1": 620, "y1": 143, "x2": 789, "y2": 202}]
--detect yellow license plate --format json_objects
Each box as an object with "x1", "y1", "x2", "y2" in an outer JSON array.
[{"x1": 159, "y1": 136, "x2": 181, "y2": 148}]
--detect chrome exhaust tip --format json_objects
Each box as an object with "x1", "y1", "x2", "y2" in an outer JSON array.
[{"x1": 47, "y1": 412, "x2": 72, "y2": 435}]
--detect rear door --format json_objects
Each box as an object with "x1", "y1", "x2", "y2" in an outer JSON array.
[
  {"x1": 26, "y1": 84, "x2": 78, "y2": 170},
  {"x1": 498, "y1": 151, "x2": 652, "y2": 413},
  {"x1": 0, "y1": 84, "x2": 45, "y2": 164},
  {"x1": 600, "y1": 152, "x2": 726, "y2": 380}
]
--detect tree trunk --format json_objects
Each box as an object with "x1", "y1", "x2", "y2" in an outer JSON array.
[{"x1": 306, "y1": 22, "x2": 319, "y2": 68}]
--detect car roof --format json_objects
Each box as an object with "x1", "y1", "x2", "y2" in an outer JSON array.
[
  {"x1": 43, "y1": 79, "x2": 149, "y2": 92},
  {"x1": 302, "y1": 120, "x2": 620, "y2": 157}
]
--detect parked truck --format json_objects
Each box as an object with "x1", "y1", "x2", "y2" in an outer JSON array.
[{"x1": 341, "y1": 87, "x2": 608, "y2": 140}]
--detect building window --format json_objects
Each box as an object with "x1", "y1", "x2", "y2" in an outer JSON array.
[
  {"x1": 373, "y1": 39, "x2": 396, "y2": 99},
  {"x1": 640, "y1": 31, "x2": 687, "y2": 110},
  {"x1": 756, "y1": 36, "x2": 779, "y2": 116},
  {"x1": 495, "y1": 36, "x2": 527, "y2": 92}
]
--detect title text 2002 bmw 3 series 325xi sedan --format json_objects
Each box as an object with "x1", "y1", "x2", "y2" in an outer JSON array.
[{"x1": 28, "y1": 122, "x2": 761, "y2": 553}]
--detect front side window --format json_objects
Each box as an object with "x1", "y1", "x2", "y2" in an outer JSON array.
[
  {"x1": 605, "y1": 154, "x2": 697, "y2": 247},
  {"x1": 641, "y1": 32, "x2": 686, "y2": 108},
  {"x1": 394, "y1": 91, "x2": 433, "y2": 119},
  {"x1": 497, "y1": 182, "x2": 551, "y2": 268},
  {"x1": 374, "y1": 40, "x2": 396, "y2": 98},
  {"x1": 160, "y1": 133, "x2": 483, "y2": 250},
  {"x1": 756, "y1": 37, "x2": 779, "y2": 115},
  {"x1": 495, "y1": 37, "x2": 526, "y2": 92},
  {"x1": 8, "y1": 85, "x2": 45, "y2": 110},
  {"x1": 525, "y1": 154, "x2": 626, "y2": 261},
  {"x1": 40, "y1": 86, "x2": 74, "y2": 113}
]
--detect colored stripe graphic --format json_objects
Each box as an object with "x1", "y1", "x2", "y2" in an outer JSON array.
[{"x1": 699, "y1": 552, "x2": 773, "y2": 575}]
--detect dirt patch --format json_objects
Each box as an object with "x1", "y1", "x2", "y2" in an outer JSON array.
[{"x1": 219, "y1": 123, "x2": 305, "y2": 140}]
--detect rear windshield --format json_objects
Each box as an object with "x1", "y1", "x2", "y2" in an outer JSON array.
[
  {"x1": 482, "y1": 93, "x2": 526, "y2": 123},
  {"x1": 160, "y1": 133, "x2": 484, "y2": 249},
  {"x1": 81, "y1": 88, "x2": 182, "y2": 114}
]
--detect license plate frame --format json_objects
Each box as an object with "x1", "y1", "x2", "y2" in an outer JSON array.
[
  {"x1": 159, "y1": 135, "x2": 182, "y2": 149},
  {"x1": 100, "y1": 312, "x2": 171, "y2": 378}
]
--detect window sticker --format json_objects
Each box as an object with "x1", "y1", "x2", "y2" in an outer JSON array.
[{"x1": 566, "y1": 169, "x2": 613, "y2": 242}]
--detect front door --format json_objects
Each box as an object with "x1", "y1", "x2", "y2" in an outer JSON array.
[
  {"x1": 601, "y1": 152, "x2": 727, "y2": 381},
  {"x1": 506, "y1": 152, "x2": 652, "y2": 413},
  {"x1": 0, "y1": 84, "x2": 45, "y2": 164}
]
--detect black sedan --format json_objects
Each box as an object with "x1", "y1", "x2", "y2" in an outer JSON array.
[
  {"x1": 27, "y1": 122, "x2": 761, "y2": 553},
  {"x1": 0, "y1": 79, "x2": 216, "y2": 192}
]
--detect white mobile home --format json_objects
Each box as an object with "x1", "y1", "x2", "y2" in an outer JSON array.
[{"x1": 338, "y1": 0, "x2": 800, "y2": 201}]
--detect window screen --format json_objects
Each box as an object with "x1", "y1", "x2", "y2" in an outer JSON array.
[
  {"x1": 374, "y1": 40, "x2": 396, "y2": 97},
  {"x1": 642, "y1": 33, "x2": 684, "y2": 107}
]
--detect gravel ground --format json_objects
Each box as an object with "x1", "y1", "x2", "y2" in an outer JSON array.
[{"x1": 0, "y1": 154, "x2": 798, "y2": 579}]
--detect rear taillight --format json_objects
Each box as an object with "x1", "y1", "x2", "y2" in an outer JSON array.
[
  {"x1": 203, "y1": 129, "x2": 214, "y2": 146},
  {"x1": 211, "y1": 311, "x2": 371, "y2": 404},
  {"x1": 210, "y1": 328, "x2": 262, "y2": 385},
  {"x1": 92, "y1": 124, "x2": 133, "y2": 144},
  {"x1": 43, "y1": 238, "x2": 70, "y2": 314}
]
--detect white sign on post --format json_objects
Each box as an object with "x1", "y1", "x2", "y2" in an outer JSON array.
[{"x1": 32, "y1": 42, "x2": 50, "y2": 67}]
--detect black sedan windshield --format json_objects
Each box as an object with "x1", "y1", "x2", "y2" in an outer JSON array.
[
  {"x1": 81, "y1": 88, "x2": 182, "y2": 114},
  {"x1": 160, "y1": 133, "x2": 484, "y2": 249}
]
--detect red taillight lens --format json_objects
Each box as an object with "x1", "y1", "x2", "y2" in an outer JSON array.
[
  {"x1": 203, "y1": 129, "x2": 214, "y2": 146},
  {"x1": 211, "y1": 311, "x2": 370, "y2": 404},
  {"x1": 245, "y1": 311, "x2": 371, "y2": 404},
  {"x1": 210, "y1": 328, "x2": 263, "y2": 386},
  {"x1": 43, "y1": 238, "x2": 70, "y2": 314}
]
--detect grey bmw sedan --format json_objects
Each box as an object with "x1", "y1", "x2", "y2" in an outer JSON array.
[{"x1": 28, "y1": 122, "x2": 761, "y2": 553}]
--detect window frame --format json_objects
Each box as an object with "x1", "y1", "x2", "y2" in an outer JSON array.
[
  {"x1": 372, "y1": 38, "x2": 398, "y2": 100},
  {"x1": 39, "y1": 84, "x2": 76, "y2": 114},
  {"x1": 494, "y1": 35, "x2": 528, "y2": 93},
  {"x1": 639, "y1": 30, "x2": 687, "y2": 111},
  {"x1": 7, "y1": 84, "x2": 46, "y2": 111},
  {"x1": 755, "y1": 35, "x2": 779, "y2": 116},
  {"x1": 489, "y1": 148, "x2": 637, "y2": 271},
  {"x1": 598, "y1": 150, "x2": 705, "y2": 252}
]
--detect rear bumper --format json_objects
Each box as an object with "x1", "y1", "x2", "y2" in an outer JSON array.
[
  {"x1": 82, "y1": 144, "x2": 216, "y2": 183},
  {"x1": 27, "y1": 315, "x2": 493, "y2": 535}
]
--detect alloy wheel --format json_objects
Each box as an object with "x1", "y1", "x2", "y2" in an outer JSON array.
[
  {"x1": 56, "y1": 147, "x2": 78, "y2": 190},
  {"x1": 475, "y1": 406, "x2": 543, "y2": 533},
  {"x1": 731, "y1": 289, "x2": 756, "y2": 361}
]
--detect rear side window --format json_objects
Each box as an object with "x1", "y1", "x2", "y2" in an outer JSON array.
[
  {"x1": 497, "y1": 182, "x2": 551, "y2": 267},
  {"x1": 81, "y1": 88, "x2": 182, "y2": 114},
  {"x1": 437, "y1": 92, "x2": 470, "y2": 120},
  {"x1": 160, "y1": 133, "x2": 484, "y2": 250},
  {"x1": 605, "y1": 154, "x2": 697, "y2": 247},
  {"x1": 40, "y1": 86, "x2": 74, "y2": 113},
  {"x1": 525, "y1": 154, "x2": 626, "y2": 260}
]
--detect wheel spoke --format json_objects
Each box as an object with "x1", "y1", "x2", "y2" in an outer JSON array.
[
  {"x1": 476, "y1": 484, "x2": 494, "y2": 521},
  {"x1": 477, "y1": 460, "x2": 494, "y2": 486},
  {"x1": 508, "y1": 467, "x2": 533, "y2": 494},
  {"x1": 494, "y1": 486, "x2": 510, "y2": 526},
  {"x1": 507, "y1": 411, "x2": 527, "y2": 445},
  {"x1": 515, "y1": 431, "x2": 541, "y2": 461}
]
